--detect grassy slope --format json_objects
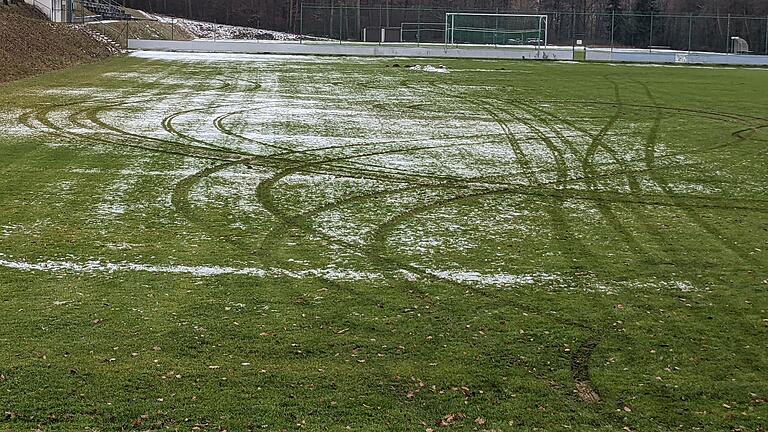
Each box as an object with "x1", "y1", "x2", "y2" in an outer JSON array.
[
  {"x1": 0, "y1": 56, "x2": 766, "y2": 431},
  {"x1": 0, "y1": 8, "x2": 115, "y2": 83}
]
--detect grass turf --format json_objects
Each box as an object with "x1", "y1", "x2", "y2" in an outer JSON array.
[{"x1": 0, "y1": 53, "x2": 766, "y2": 431}]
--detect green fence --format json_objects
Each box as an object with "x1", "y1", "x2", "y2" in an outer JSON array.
[{"x1": 299, "y1": 3, "x2": 768, "y2": 54}]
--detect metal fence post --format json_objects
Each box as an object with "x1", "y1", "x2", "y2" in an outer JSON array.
[
  {"x1": 339, "y1": 5, "x2": 343, "y2": 44},
  {"x1": 610, "y1": 10, "x2": 615, "y2": 53},
  {"x1": 687, "y1": 14, "x2": 692, "y2": 52},
  {"x1": 299, "y1": 2, "x2": 303, "y2": 43},
  {"x1": 571, "y1": 10, "x2": 576, "y2": 57},
  {"x1": 649, "y1": 12, "x2": 654, "y2": 52},
  {"x1": 726, "y1": 14, "x2": 731, "y2": 53},
  {"x1": 416, "y1": 5, "x2": 420, "y2": 47},
  {"x1": 761, "y1": 16, "x2": 768, "y2": 54}
]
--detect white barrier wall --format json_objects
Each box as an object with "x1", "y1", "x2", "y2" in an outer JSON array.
[
  {"x1": 587, "y1": 48, "x2": 768, "y2": 66},
  {"x1": 127, "y1": 39, "x2": 575, "y2": 61}
]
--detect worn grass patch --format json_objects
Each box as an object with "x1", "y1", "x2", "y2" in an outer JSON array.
[{"x1": 0, "y1": 53, "x2": 766, "y2": 431}]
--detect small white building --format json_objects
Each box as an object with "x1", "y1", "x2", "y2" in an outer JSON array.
[{"x1": 24, "y1": 0, "x2": 71, "y2": 22}]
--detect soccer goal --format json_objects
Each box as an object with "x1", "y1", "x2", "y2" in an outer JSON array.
[{"x1": 444, "y1": 13, "x2": 548, "y2": 47}]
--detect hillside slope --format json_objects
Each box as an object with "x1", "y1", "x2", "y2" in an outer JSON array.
[{"x1": 0, "y1": 5, "x2": 118, "y2": 84}]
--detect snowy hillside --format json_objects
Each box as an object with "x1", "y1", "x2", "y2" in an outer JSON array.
[{"x1": 141, "y1": 11, "x2": 303, "y2": 41}]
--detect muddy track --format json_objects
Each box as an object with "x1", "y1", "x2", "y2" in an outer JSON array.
[
  {"x1": 23, "y1": 100, "x2": 237, "y2": 163},
  {"x1": 160, "y1": 105, "x2": 256, "y2": 154},
  {"x1": 494, "y1": 102, "x2": 569, "y2": 184},
  {"x1": 579, "y1": 79, "x2": 651, "y2": 256},
  {"x1": 82, "y1": 103, "x2": 248, "y2": 161},
  {"x1": 213, "y1": 105, "x2": 513, "y2": 187},
  {"x1": 571, "y1": 339, "x2": 601, "y2": 404}
]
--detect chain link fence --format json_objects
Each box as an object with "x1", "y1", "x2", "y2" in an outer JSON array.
[{"x1": 299, "y1": 3, "x2": 768, "y2": 55}]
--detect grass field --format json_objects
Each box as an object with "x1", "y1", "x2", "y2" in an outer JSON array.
[{"x1": 0, "y1": 52, "x2": 766, "y2": 431}]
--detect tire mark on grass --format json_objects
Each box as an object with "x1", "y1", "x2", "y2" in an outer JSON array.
[
  {"x1": 638, "y1": 82, "x2": 760, "y2": 263},
  {"x1": 579, "y1": 78, "x2": 651, "y2": 256}
]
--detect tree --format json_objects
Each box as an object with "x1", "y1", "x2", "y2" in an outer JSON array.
[{"x1": 629, "y1": 0, "x2": 659, "y2": 47}]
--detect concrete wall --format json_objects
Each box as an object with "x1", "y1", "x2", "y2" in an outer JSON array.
[
  {"x1": 24, "y1": 0, "x2": 68, "y2": 22},
  {"x1": 587, "y1": 48, "x2": 768, "y2": 66},
  {"x1": 127, "y1": 39, "x2": 575, "y2": 61}
]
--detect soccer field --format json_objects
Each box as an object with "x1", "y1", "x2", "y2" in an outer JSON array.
[{"x1": 0, "y1": 52, "x2": 766, "y2": 430}]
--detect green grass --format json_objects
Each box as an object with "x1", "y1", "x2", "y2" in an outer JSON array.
[{"x1": 0, "y1": 54, "x2": 766, "y2": 431}]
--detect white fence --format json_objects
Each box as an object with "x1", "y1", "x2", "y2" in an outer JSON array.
[
  {"x1": 127, "y1": 39, "x2": 575, "y2": 61},
  {"x1": 587, "y1": 48, "x2": 768, "y2": 66}
]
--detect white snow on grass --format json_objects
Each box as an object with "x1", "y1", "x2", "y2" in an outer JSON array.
[
  {"x1": 409, "y1": 65, "x2": 450, "y2": 74},
  {"x1": 0, "y1": 255, "x2": 380, "y2": 281},
  {"x1": 146, "y1": 13, "x2": 305, "y2": 41},
  {"x1": 425, "y1": 269, "x2": 563, "y2": 286},
  {"x1": 129, "y1": 51, "x2": 327, "y2": 64}
]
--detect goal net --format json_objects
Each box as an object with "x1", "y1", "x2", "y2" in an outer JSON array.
[
  {"x1": 400, "y1": 22, "x2": 446, "y2": 43},
  {"x1": 445, "y1": 13, "x2": 548, "y2": 46}
]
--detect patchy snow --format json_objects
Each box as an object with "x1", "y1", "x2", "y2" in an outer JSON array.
[
  {"x1": 147, "y1": 13, "x2": 305, "y2": 41},
  {"x1": 0, "y1": 255, "x2": 382, "y2": 281},
  {"x1": 425, "y1": 269, "x2": 562, "y2": 287},
  {"x1": 409, "y1": 64, "x2": 450, "y2": 74},
  {"x1": 129, "y1": 50, "x2": 328, "y2": 64}
]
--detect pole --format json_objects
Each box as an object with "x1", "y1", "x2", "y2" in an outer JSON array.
[
  {"x1": 571, "y1": 10, "x2": 576, "y2": 59},
  {"x1": 451, "y1": 14, "x2": 455, "y2": 45},
  {"x1": 687, "y1": 14, "x2": 692, "y2": 52},
  {"x1": 726, "y1": 14, "x2": 731, "y2": 53},
  {"x1": 765, "y1": 16, "x2": 768, "y2": 55},
  {"x1": 357, "y1": 0, "x2": 361, "y2": 40},
  {"x1": 649, "y1": 12, "x2": 653, "y2": 53},
  {"x1": 339, "y1": 5, "x2": 343, "y2": 44},
  {"x1": 299, "y1": 2, "x2": 303, "y2": 44},
  {"x1": 610, "y1": 10, "x2": 615, "y2": 53},
  {"x1": 416, "y1": 5, "x2": 421, "y2": 47},
  {"x1": 171, "y1": 18, "x2": 174, "y2": 40},
  {"x1": 386, "y1": 0, "x2": 389, "y2": 28},
  {"x1": 444, "y1": 12, "x2": 448, "y2": 47}
]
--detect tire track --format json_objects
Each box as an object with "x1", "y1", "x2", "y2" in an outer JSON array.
[{"x1": 638, "y1": 82, "x2": 761, "y2": 263}]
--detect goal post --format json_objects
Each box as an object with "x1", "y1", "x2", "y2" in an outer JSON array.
[{"x1": 445, "y1": 13, "x2": 548, "y2": 47}]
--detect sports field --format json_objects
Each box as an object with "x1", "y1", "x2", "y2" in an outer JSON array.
[{"x1": 0, "y1": 52, "x2": 766, "y2": 430}]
